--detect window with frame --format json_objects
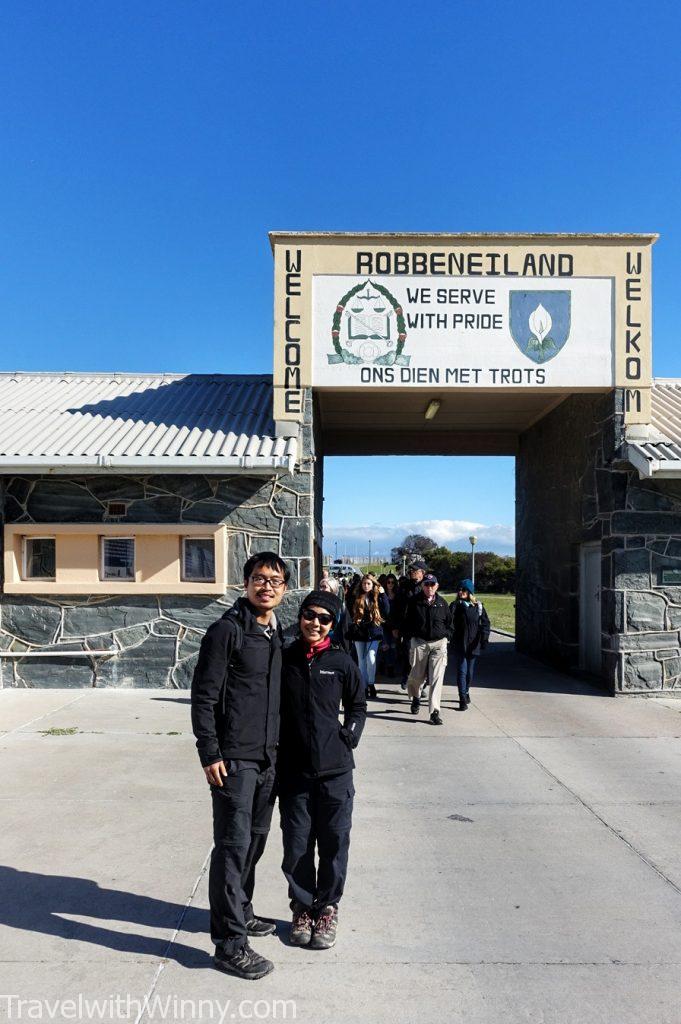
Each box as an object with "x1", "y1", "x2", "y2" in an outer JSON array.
[
  {"x1": 23, "y1": 537, "x2": 56, "y2": 580},
  {"x1": 182, "y1": 536, "x2": 216, "y2": 582},
  {"x1": 100, "y1": 537, "x2": 135, "y2": 580}
]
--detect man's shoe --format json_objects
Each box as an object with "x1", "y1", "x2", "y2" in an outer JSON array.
[
  {"x1": 309, "y1": 904, "x2": 338, "y2": 950},
  {"x1": 400, "y1": 679, "x2": 408, "y2": 690},
  {"x1": 459, "y1": 699, "x2": 468, "y2": 711},
  {"x1": 410, "y1": 696, "x2": 420, "y2": 715},
  {"x1": 465, "y1": 693, "x2": 471, "y2": 705},
  {"x1": 289, "y1": 903, "x2": 314, "y2": 947},
  {"x1": 368, "y1": 684, "x2": 378, "y2": 699},
  {"x1": 214, "y1": 941, "x2": 274, "y2": 980},
  {"x1": 420, "y1": 683, "x2": 429, "y2": 699},
  {"x1": 430, "y1": 710, "x2": 443, "y2": 726},
  {"x1": 245, "y1": 915, "x2": 276, "y2": 937}
]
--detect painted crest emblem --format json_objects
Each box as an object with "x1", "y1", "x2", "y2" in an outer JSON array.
[
  {"x1": 509, "y1": 290, "x2": 571, "y2": 364},
  {"x1": 328, "y1": 280, "x2": 410, "y2": 365}
]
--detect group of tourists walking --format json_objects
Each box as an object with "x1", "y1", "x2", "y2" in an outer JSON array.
[
  {"x1": 322, "y1": 560, "x2": 492, "y2": 723},
  {"x1": 191, "y1": 552, "x2": 365, "y2": 981},
  {"x1": 190, "y1": 550, "x2": 491, "y2": 982}
]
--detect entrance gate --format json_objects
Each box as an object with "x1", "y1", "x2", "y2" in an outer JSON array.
[{"x1": 269, "y1": 232, "x2": 681, "y2": 694}]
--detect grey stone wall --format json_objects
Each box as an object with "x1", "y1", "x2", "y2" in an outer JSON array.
[
  {"x1": 517, "y1": 389, "x2": 681, "y2": 694},
  {"x1": 0, "y1": 408, "x2": 315, "y2": 688},
  {"x1": 602, "y1": 473, "x2": 681, "y2": 692},
  {"x1": 516, "y1": 391, "x2": 621, "y2": 676}
]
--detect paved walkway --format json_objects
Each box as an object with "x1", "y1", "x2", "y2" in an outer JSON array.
[{"x1": 2, "y1": 634, "x2": 681, "y2": 1024}]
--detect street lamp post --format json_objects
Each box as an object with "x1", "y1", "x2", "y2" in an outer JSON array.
[
  {"x1": 469, "y1": 535, "x2": 477, "y2": 589},
  {"x1": 334, "y1": 540, "x2": 338, "y2": 561},
  {"x1": 368, "y1": 539, "x2": 372, "y2": 568}
]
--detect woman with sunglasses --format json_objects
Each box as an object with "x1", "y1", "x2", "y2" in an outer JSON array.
[
  {"x1": 349, "y1": 574, "x2": 389, "y2": 699},
  {"x1": 449, "y1": 578, "x2": 491, "y2": 711},
  {"x1": 279, "y1": 590, "x2": 366, "y2": 951}
]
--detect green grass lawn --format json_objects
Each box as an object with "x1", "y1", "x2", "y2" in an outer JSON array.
[{"x1": 441, "y1": 592, "x2": 516, "y2": 634}]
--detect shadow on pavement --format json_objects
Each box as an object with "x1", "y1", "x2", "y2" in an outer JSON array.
[
  {"x1": 373, "y1": 633, "x2": 608, "y2": 699},
  {"x1": 0, "y1": 865, "x2": 211, "y2": 967}
]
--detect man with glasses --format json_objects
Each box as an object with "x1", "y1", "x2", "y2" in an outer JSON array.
[
  {"x1": 403, "y1": 573, "x2": 453, "y2": 726},
  {"x1": 191, "y1": 551, "x2": 289, "y2": 980}
]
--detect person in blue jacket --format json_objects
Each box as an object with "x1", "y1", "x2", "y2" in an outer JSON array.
[
  {"x1": 278, "y1": 590, "x2": 366, "y2": 950},
  {"x1": 449, "y1": 578, "x2": 491, "y2": 710}
]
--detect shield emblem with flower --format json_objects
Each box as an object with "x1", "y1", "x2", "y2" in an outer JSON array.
[{"x1": 509, "y1": 290, "x2": 571, "y2": 364}]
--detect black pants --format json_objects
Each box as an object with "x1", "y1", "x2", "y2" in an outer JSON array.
[
  {"x1": 279, "y1": 770, "x2": 354, "y2": 913},
  {"x1": 208, "y1": 758, "x2": 276, "y2": 952}
]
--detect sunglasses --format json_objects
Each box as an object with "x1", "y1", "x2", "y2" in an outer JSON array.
[{"x1": 301, "y1": 608, "x2": 334, "y2": 626}]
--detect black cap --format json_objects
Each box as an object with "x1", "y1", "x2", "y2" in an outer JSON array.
[
  {"x1": 299, "y1": 590, "x2": 341, "y2": 620},
  {"x1": 409, "y1": 561, "x2": 427, "y2": 572}
]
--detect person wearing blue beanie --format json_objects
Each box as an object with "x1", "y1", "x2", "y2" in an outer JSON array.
[{"x1": 449, "y1": 580, "x2": 491, "y2": 710}]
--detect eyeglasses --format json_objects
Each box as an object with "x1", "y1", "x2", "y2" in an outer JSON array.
[
  {"x1": 249, "y1": 575, "x2": 286, "y2": 589},
  {"x1": 301, "y1": 608, "x2": 334, "y2": 626}
]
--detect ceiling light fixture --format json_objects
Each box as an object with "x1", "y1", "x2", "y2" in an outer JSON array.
[{"x1": 424, "y1": 400, "x2": 441, "y2": 421}]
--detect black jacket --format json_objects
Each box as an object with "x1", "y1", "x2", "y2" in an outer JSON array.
[
  {"x1": 449, "y1": 599, "x2": 491, "y2": 656},
  {"x1": 191, "y1": 597, "x2": 282, "y2": 767},
  {"x1": 279, "y1": 640, "x2": 367, "y2": 779},
  {"x1": 393, "y1": 579, "x2": 423, "y2": 636},
  {"x1": 348, "y1": 592, "x2": 390, "y2": 642},
  {"x1": 403, "y1": 592, "x2": 452, "y2": 642}
]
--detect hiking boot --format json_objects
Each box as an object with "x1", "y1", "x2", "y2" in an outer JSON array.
[
  {"x1": 430, "y1": 709, "x2": 443, "y2": 726},
  {"x1": 214, "y1": 941, "x2": 274, "y2": 980},
  {"x1": 245, "y1": 915, "x2": 276, "y2": 937},
  {"x1": 410, "y1": 696, "x2": 420, "y2": 715},
  {"x1": 310, "y1": 904, "x2": 338, "y2": 950},
  {"x1": 289, "y1": 903, "x2": 314, "y2": 946}
]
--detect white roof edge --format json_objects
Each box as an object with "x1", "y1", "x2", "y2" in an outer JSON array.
[
  {"x1": 625, "y1": 443, "x2": 656, "y2": 478},
  {"x1": 624, "y1": 442, "x2": 681, "y2": 480},
  {"x1": 0, "y1": 454, "x2": 296, "y2": 475}
]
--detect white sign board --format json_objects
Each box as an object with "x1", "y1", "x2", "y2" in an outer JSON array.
[{"x1": 312, "y1": 276, "x2": 614, "y2": 387}]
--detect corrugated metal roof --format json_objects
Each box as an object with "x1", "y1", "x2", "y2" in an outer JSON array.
[
  {"x1": 625, "y1": 379, "x2": 681, "y2": 477},
  {"x1": 0, "y1": 372, "x2": 297, "y2": 473}
]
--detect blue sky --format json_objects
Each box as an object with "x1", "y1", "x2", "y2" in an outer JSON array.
[{"x1": 1, "y1": 1, "x2": 680, "y2": 557}]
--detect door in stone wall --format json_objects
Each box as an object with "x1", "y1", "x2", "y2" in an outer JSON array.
[{"x1": 580, "y1": 543, "x2": 602, "y2": 675}]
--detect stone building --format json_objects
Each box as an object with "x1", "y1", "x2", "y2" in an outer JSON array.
[{"x1": 0, "y1": 372, "x2": 308, "y2": 688}]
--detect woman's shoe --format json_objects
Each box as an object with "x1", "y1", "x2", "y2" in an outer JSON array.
[
  {"x1": 309, "y1": 905, "x2": 338, "y2": 950},
  {"x1": 289, "y1": 903, "x2": 314, "y2": 946}
]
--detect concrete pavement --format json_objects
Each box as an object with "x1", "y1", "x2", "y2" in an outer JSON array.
[{"x1": 1, "y1": 634, "x2": 681, "y2": 1024}]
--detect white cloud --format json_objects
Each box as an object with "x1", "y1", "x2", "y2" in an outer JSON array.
[{"x1": 323, "y1": 518, "x2": 515, "y2": 556}]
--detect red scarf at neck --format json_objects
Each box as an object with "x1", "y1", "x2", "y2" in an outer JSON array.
[{"x1": 305, "y1": 636, "x2": 332, "y2": 660}]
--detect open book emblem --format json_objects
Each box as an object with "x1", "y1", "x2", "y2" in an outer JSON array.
[{"x1": 329, "y1": 280, "x2": 410, "y2": 366}]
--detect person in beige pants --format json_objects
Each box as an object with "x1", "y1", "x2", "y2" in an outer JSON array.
[{"x1": 403, "y1": 574, "x2": 453, "y2": 726}]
